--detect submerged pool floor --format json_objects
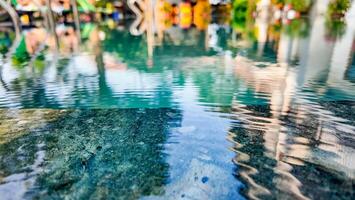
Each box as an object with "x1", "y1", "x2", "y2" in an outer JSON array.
[
  {"x1": 0, "y1": 102, "x2": 354, "y2": 199},
  {"x1": 0, "y1": 109, "x2": 176, "y2": 199}
]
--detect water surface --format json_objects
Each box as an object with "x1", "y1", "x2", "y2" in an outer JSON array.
[{"x1": 0, "y1": 13, "x2": 354, "y2": 200}]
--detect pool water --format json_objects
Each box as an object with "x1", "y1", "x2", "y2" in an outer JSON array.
[{"x1": 0, "y1": 17, "x2": 355, "y2": 200}]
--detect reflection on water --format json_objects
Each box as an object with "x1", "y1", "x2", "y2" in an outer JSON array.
[{"x1": 0, "y1": 1, "x2": 355, "y2": 199}]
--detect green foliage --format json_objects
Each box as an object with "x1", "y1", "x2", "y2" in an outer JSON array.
[
  {"x1": 283, "y1": 18, "x2": 310, "y2": 38},
  {"x1": 325, "y1": 0, "x2": 351, "y2": 39},
  {"x1": 95, "y1": 0, "x2": 122, "y2": 8},
  {"x1": 231, "y1": 0, "x2": 257, "y2": 41},
  {"x1": 12, "y1": 37, "x2": 30, "y2": 68},
  {"x1": 325, "y1": 17, "x2": 346, "y2": 39},
  {"x1": 0, "y1": 32, "x2": 15, "y2": 56},
  {"x1": 33, "y1": 53, "x2": 46, "y2": 71},
  {"x1": 327, "y1": 0, "x2": 351, "y2": 16},
  {"x1": 271, "y1": 0, "x2": 286, "y2": 5},
  {"x1": 286, "y1": 0, "x2": 312, "y2": 12},
  {"x1": 232, "y1": 0, "x2": 249, "y2": 30}
]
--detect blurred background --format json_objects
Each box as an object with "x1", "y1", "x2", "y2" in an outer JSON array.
[{"x1": 0, "y1": 0, "x2": 353, "y2": 59}]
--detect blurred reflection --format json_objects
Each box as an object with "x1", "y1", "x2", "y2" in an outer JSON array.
[
  {"x1": 232, "y1": 55, "x2": 355, "y2": 199},
  {"x1": 226, "y1": 1, "x2": 355, "y2": 199}
]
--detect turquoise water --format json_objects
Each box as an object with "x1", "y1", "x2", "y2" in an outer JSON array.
[{"x1": 0, "y1": 18, "x2": 355, "y2": 199}]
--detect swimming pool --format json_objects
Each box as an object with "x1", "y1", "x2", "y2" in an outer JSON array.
[{"x1": 0, "y1": 16, "x2": 354, "y2": 199}]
